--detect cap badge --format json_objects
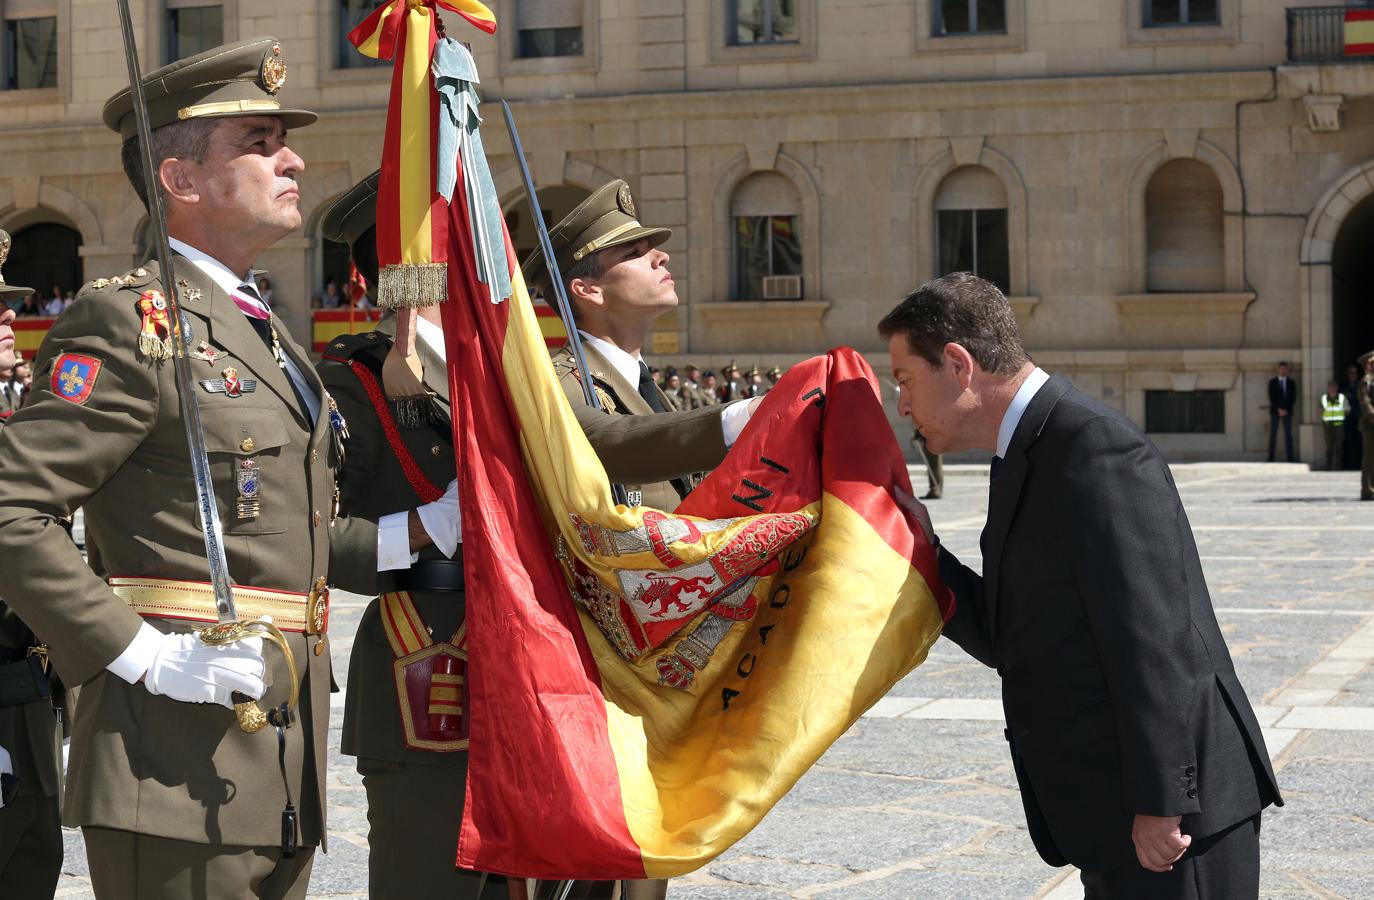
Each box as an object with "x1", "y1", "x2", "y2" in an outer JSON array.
[
  {"x1": 0, "y1": 233, "x2": 10, "y2": 273},
  {"x1": 617, "y1": 183, "x2": 636, "y2": 217},
  {"x1": 261, "y1": 44, "x2": 286, "y2": 95}
]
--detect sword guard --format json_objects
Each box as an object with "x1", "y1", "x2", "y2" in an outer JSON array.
[{"x1": 201, "y1": 618, "x2": 300, "y2": 734}]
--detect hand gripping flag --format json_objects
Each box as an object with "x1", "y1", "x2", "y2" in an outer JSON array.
[{"x1": 353, "y1": 5, "x2": 954, "y2": 879}]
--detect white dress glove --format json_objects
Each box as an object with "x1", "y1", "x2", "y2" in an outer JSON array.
[{"x1": 142, "y1": 628, "x2": 267, "y2": 709}]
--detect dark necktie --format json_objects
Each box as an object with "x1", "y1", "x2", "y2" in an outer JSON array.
[
  {"x1": 235, "y1": 282, "x2": 313, "y2": 420},
  {"x1": 637, "y1": 360, "x2": 667, "y2": 413}
]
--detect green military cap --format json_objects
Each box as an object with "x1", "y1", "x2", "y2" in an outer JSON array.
[
  {"x1": 521, "y1": 179, "x2": 670, "y2": 292},
  {"x1": 0, "y1": 230, "x2": 34, "y2": 301},
  {"x1": 321, "y1": 170, "x2": 381, "y2": 248},
  {"x1": 103, "y1": 37, "x2": 317, "y2": 141}
]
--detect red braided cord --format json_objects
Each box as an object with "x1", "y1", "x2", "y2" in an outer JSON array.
[{"x1": 346, "y1": 358, "x2": 445, "y2": 503}]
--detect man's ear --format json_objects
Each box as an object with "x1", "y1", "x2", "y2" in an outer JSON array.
[
  {"x1": 159, "y1": 158, "x2": 200, "y2": 206},
  {"x1": 568, "y1": 276, "x2": 602, "y2": 307},
  {"x1": 944, "y1": 342, "x2": 977, "y2": 390}
]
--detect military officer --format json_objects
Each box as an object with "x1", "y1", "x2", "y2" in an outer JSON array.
[
  {"x1": 0, "y1": 39, "x2": 377, "y2": 899},
  {"x1": 524, "y1": 179, "x2": 756, "y2": 515},
  {"x1": 0, "y1": 231, "x2": 65, "y2": 898}
]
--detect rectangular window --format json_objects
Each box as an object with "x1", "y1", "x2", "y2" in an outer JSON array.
[
  {"x1": 936, "y1": 208, "x2": 1010, "y2": 294},
  {"x1": 4, "y1": 16, "x2": 57, "y2": 90},
  {"x1": 1145, "y1": 0, "x2": 1218, "y2": 27},
  {"x1": 516, "y1": 0, "x2": 585, "y2": 58},
  {"x1": 338, "y1": 0, "x2": 389, "y2": 69},
  {"x1": 167, "y1": 5, "x2": 223, "y2": 64},
  {"x1": 935, "y1": 0, "x2": 1007, "y2": 36},
  {"x1": 730, "y1": 0, "x2": 799, "y2": 45},
  {"x1": 1145, "y1": 390, "x2": 1225, "y2": 433},
  {"x1": 733, "y1": 215, "x2": 802, "y2": 301}
]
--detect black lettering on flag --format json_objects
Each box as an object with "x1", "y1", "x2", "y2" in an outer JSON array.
[
  {"x1": 768, "y1": 584, "x2": 791, "y2": 609},
  {"x1": 801, "y1": 387, "x2": 826, "y2": 408},
  {"x1": 760, "y1": 456, "x2": 789, "y2": 474},
  {"x1": 782, "y1": 545, "x2": 808, "y2": 573},
  {"x1": 721, "y1": 687, "x2": 740, "y2": 711},
  {"x1": 736, "y1": 653, "x2": 757, "y2": 678},
  {"x1": 731, "y1": 478, "x2": 773, "y2": 513},
  {"x1": 758, "y1": 624, "x2": 775, "y2": 644}
]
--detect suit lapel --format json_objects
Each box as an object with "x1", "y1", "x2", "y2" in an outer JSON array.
[{"x1": 982, "y1": 374, "x2": 1073, "y2": 638}]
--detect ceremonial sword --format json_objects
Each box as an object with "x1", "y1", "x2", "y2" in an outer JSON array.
[
  {"x1": 114, "y1": 0, "x2": 298, "y2": 734},
  {"x1": 500, "y1": 99, "x2": 630, "y2": 508}
]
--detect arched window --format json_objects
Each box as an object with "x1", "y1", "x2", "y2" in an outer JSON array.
[
  {"x1": 934, "y1": 165, "x2": 1008, "y2": 293},
  {"x1": 8, "y1": 223, "x2": 82, "y2": 300},
  {"x1": 731, "y1": 171, "x2": 802, "y2": 301},
  {"x1": 1145, "y1": 158, "x2": 1223, "y2": 292}
]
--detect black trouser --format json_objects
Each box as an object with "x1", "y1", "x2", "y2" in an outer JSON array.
[
  {"x1": 1268, "y1": 412, "x2": 1293, "y2": 461},
  {"x1": 1080, "y1": 814, "x2": 1260, "y2": 900}
]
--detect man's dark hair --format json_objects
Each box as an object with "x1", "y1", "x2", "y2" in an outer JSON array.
[
  {"x1": 561, "y1": 247, "x2": 611, "y2": 324},
  {"x1": 1278, "y1": 360, "x2": 1289, "y2": 369},
  {"x1": 877, "y1": 272, "x2": 1029, "y2": 375},
  {"x1": 120, "y1": 118, "x2": 218, "y2": 209}
]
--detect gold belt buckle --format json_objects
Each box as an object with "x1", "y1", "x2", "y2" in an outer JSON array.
[
  {"x1": 26, "y1": 644, "x2": 49, "y2": 673},
  {"x1": 306, "y1": 576, "x2": 329, "y2": 636}
]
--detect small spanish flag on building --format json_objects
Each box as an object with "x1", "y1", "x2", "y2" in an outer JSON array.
[{"x1": 1346, "y1": 8, "x2": 1374, "y2": 57}]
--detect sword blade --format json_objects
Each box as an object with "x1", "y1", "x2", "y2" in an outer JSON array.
[
  {"x1": 115, "y1": 0, "x2": 237, "y2": 624},
  {"x1": 499, "y1": 99, "x2": 630, "y2": 507}
]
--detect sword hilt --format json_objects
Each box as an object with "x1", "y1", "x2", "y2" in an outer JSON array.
[{"x1": 200, "y1": 619, "x2": 300, "y2": 734}]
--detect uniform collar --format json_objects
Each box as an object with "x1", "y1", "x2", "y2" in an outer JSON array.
[
  {"x1": 996, "y1": 366, "x2": 1050, "y2": 459},
  {"x1": 578, "y1": 330, "x2": 641, "y2": 386},
  {"x1": 167, "y1": 237, "x2": 255, "y2": 298}
]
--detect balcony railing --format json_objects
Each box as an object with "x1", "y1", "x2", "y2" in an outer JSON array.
[{"x1": 1288, "y1": 5, "x2": 1374, "y2": 63}]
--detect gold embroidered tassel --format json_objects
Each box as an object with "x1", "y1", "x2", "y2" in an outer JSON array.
[
  {"x1": 377, "y1": 263, "x2": 448, "y2": 310},
  {"x1": 137, "y1": 333, "x2": 172, "y2": 361}
]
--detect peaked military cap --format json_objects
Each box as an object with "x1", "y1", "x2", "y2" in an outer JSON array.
[
  {"x1": 521, "y1": 179, "x2": 671, "y2": 292},
  {"x1": 321, "y1": 170, "x2": 381, "y2": 248},
  {"x1": 1359, "y1": 349, "x2": 1374, "y2": 367},
  {"x1": 0, "y1": 230, "x2": 35, "y2": 301},
  {"x1": 103, "y1": 37, "x2": 317, "y2": 140}
]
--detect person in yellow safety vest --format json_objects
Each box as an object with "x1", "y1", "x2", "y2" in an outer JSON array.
[{"x1": 1321, "y1": 380, "x2": 1352, "y2": 472}]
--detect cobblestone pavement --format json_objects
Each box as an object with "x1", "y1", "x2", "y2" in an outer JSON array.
[{"x1": 55, "y1": 464, "x2": 1373, "y2": 898}]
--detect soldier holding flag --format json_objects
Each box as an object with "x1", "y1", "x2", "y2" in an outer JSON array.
[{"x1": 0, "y1": 37, "x2": 376, "y2": 898}]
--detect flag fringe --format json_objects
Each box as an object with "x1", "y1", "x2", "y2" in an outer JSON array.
[{"x1": 378, "y1": 263, "x2": 449, "y2": 309}]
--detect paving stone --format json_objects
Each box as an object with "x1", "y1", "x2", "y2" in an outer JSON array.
[
  {"x1": 729, "y1": 806, "x2": 986, "y2": 870},
  {"x1": 709, "y1": 858, "x2": 851, "y2": 891},
  {"x1": 809, "y1": 867, "x2": 1048, "y2": 898}
]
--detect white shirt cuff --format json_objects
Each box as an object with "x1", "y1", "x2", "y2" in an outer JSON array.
[
  {"x1": 106, "y1": 621, "x2": 164, "y2": 684},
  {"x1": 378, "y1": 511, "x2": 417, "y2": 571},
  {"x1": 416, "y1": 480, "x2": 462, "y2": 559},
  {"x1": 720, "y1": 398, "x2": 754, "y2": 448}
]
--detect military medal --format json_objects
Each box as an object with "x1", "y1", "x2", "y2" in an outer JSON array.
[
  {"x1": 236, "y1": 459, "x2": 261, "y2": 519},
  {"x1": 199, "y1": 366, "x2": 257, "y2": 397},
  {"x1": 326, "y1": 393, "x2": 349, "y2": 438},
  {"x1": 190, "y1": 341, "x2": 220, "y2": 365},
  {"x1": 136, "y1": 289, "x2": 173, "y2": 361}
]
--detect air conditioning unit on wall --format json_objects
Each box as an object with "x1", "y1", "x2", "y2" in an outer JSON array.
[{"x1": 761, "y1": 275, "x2": 802, "y2": 300}]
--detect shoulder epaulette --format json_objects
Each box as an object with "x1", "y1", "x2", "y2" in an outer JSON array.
[{"x1": 321, "y1": 330, "x2": 390, "y2": 365}]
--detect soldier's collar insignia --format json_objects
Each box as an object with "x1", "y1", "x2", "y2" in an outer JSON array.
[
  {"x1": 261, "y1": 43, "x2": 286, "y2": 95},
  {"x1": 52, "y1": 353, "x2": 102, "y2": 405}
]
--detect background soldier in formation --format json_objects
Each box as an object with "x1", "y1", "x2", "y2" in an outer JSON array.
[
  {"x1": 1360, "y1": 350, "x2": 1374, "y2": 501},
  {"x1": 315, "y1": 173, "x2": 502, "y2": 899},
  {"x1": 0, "y1": 231, "x2": 65, "y2": 897},
  {"x1": 0, "y1": 38, "x2": 377, "y2": 898}
]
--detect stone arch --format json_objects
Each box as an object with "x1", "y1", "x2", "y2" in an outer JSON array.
[
  {"x1": 493, "y1": 155, "x2": 620, "y2": 209},
  {"x1": 1124, "y1": 138, "x2": 1244, "y2": 293},
  {"x1": 912, "y1": 140, "x2": 1029, "y2": 297},
  {"x1": 0, "y1": 181, "x2": 104, "y2": 247},
  {"x1": 1298, "y1": 159, "x2": 1374, "y2": 402},
  {"x1": 710, "y1": 149, "x2": 822, "y2": 302}
]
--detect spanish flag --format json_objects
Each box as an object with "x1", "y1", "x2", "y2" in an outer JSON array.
[
  {"x1": 397, "y1": 5, "x2": 953, "y2": 878},
  {"x1": 438, "y1": 172, "x2": 953, "y2": 880}
]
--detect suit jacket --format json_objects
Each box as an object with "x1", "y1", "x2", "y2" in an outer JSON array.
[
  {"x1": 0, "y1": 256, "x2": 375, "y2": 849},
  {"x1": 317, "y1": 317, "x2": 466, "y2": 767},
  {"x1": 937, "y1": 375, "x2": 1281, "y2": 873},
  {"x1": 552, "y1": 343, "x2": 729, "y2": 512},
  {"x1": 1268, "y1": 375, "x2": 1297, "y2": 413}
]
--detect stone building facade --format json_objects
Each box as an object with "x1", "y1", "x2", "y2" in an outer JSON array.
[{"x1": 3, "y1": 0, "x2": 1373, "y2": 461}]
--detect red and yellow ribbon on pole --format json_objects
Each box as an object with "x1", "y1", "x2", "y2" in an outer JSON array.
[{"x1": 347, "y1": 0, "x2": 496, "y2": 308}]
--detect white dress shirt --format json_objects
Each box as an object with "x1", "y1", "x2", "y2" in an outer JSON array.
[
  {"x1": 996, "y1": 366, "x2": 1050, "y2": 460},
  {"x1": 377, "y1": 315, "x2": 460, "y2": 571},
  {"x1": 578, "y1": 331, "x2": 753, "y2": 447}
]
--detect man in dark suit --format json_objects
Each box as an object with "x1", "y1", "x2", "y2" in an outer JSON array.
[
  {"x1": 1268, "y1": 361, "x2": 1297, "y2": 462},
  {"x1": 880, "y1": 273, "x2": 1282, "y2": 898}
]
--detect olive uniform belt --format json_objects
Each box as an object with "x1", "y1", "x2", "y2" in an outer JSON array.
[{"x1": 109, "y1": 576, "x2": 330, "y2": 635}]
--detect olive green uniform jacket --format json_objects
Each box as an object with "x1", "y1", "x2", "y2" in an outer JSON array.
[
  {"x1": 552, "y1": 343, "x2": 730, "y2": 512},
  {"x1": 0, "y1": 257, "x2": 376, "y2": 850},
  {"x1": 317, "y1": 318, "x2": 467, "y2": 768}
]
